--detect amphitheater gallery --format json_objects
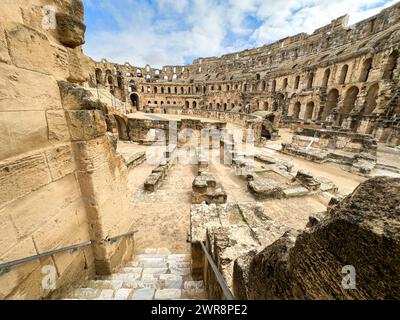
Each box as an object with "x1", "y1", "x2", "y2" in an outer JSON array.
[{"x1": 0, "y1": 0, "x2": 399, "y2": 302}]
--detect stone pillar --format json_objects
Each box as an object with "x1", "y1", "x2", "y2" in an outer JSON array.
[{"x1": 60, "y1": 82, "x2": 135, "y2": 275}]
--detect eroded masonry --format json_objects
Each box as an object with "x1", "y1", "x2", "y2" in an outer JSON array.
[{"x1": 0, "y1": 0, "x2": 399, "y2": 300}]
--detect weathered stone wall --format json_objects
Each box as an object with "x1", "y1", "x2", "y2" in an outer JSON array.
[
  {"x1": 235, "y1": 177, "x2": 400, "y2": 300},
  {"x1": 0, "y1": 0, "x2": 134, "y2": 299},
  {"x1": 93, "y1": 3, "x2": 400, "y2": 145}
]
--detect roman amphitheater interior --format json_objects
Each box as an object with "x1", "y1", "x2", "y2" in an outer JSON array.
[{"x1": 0, "y1": 0, "x2": 400, "y2": 301}]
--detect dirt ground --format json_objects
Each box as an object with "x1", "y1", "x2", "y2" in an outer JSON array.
[{"x1": 118, "y1": 115, "x2": 399, "y2": 253}]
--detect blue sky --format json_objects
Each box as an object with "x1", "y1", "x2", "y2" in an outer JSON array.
[{"x1": 82, "y1": 0, "x2": 396, "y2": 68}]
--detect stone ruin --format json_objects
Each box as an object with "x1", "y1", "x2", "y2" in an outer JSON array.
[
  {"x1": 0, "y1": 0, "x2": 400, "y2": 301},
  {"x1": 282, "y1": 127, "x2": 379, "y2": 174},
  {"x1": 235, "y1": 177, "x2": 400, "y2": 300}
]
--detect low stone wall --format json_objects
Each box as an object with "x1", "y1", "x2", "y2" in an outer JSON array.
[
  {"x1": 127, "y1": 117, "x2": 227, "y2": 143},
  {"x1": 295, "y1": 128, "x2": 378, "y2": 155}
]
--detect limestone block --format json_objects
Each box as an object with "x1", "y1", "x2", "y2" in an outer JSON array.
[
  {"x1": 0, "y1": 210, "x2": 19, "y2": 257},
  {"x1": 5, "y1": 257, "x2": 55, "y2": 300},
  {"x1": 65, "y1": 110, "x2": 107, "y2": 141},
  {"x1": 0, "y1": 151, "x2": 52, "y2": 206},
  {"x1": 56, "y1": 13, "x2": 85, "y2": 48},
  {"x1": 46, "y1": 110, "x2": 71, "y2": 142},
  {"x1": 6, "y1": 23, "x2": 54, "y2": 74},
  {"x1": 160, "y1": 274, "x2": 183, "y2": 289},
  {"x1": 0, "y1": 1, "x2": 24, "y2": 24},
  {"x1": 98, "y1": 289, "x2": 114, "y2": 300},
  {"x1": 114, "y1": 288, "x2": 133, "y2": 300},
  {"x1": 0, "y1": 63, "x2": 62, "y2": 112},
  {"x1": 131, "y1": 288, "x2": 155, "y2": 300},
  {"x1": 32, "y1": 198, "x2": 89, "y2": 253},
  {"x1": 0, "y1": 26, "x2": 11, "y2": 63},
  {"x1": 53, "y1": 250, "x2": 92, "y2": 285},
  {"x1": 9, "y1": 173, "x2": 81, "y2": 237},
  {"x1": 45, "y1": 144, "x2": 75, "y2": 181},
  {"x1": 155, "y1": 289, "x2": 181, "y2": 300},
  {"x1": 0, "y1": 111, "x2": 50, "y2": 160},
  {"x1": 0, "y1": 237, "x2": 40, "y2": 299},
  {"x1": 67, "y1": 48, "x2": 88, "y2": 83},
  {"x1": 58, "y1": 80, "x2": 95, "y2": 110}
]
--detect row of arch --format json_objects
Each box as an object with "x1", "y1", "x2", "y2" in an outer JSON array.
[
  {"x1": 95, "y1": 68, "x2": 124, "y2": 90},
  {"x1": 289, "y1": 84, "x2": 379, "y2": 126}
]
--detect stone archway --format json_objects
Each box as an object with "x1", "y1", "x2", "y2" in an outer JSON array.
[
  {"x1": 293, "y1": 102, "x2": 301, "y2": 119},
  {"x1": 304, "y1": 102, "x2": 315, "y2": 120},
  {"x1": 130, "y1": 93, "x2": 140, "y2": 110},
  {"x1": 114, "y1": 115, "x2": 129, "y2": 140}
]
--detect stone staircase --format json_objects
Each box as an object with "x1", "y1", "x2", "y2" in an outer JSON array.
[{"x1": 63, "y1": 248, "x2": 207, "y2": 300}]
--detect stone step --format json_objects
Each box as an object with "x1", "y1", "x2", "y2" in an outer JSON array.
[{"x1": 63, "y1": 249, "x2": 208, "y2": 300}]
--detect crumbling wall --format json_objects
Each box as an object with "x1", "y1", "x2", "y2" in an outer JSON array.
[
  {"x1": 235, "y1": 177, "x2": 400, "y2": 300},
  {"x1": 0, "y1": 0, "x2": 134, "y2": 299}
]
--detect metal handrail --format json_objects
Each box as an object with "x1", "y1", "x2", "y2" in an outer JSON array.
[
  {"x1": 0, "y1": 241, "x2": 92, "y2": 276},
  {"x1": 103, "y1": 230, "x2": 138, "y2": 244},
  {"x1": 0, "y1": 230, "x2": 138, "y2": 275},
  {"x1": 199, "y1": 241, "x2": 235, "y2": 300}
]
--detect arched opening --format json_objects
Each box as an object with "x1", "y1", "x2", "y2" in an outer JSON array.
[
  {"x1": 262, "y1": 81, "x2": 267, "y2": 91},
  {"x1": 322, "y1": 69, "x2": 331, "y2": 87},
  {"x1": 95, "y1": 68, "x2": 103, "y2": 85},
  {"x1": 282, "y1": 78, "x2": 288, "y2": 90},
  {"x1": 383, "y1": 50, "x2": 398, "y2": 80},
  {"x1": 185, "y1": 101, "x2": 189, "y2": 109},
  {"x1": 223, "y1": 103, "x2": 227, "y2": 111},
  {"x1": 175, "y1": 87, "x2": 178, "y2": 94},
  {"x1": 130, "y1": 93, "x2": 140, "y2": 109},
  {"x1": 307, "y1": 72, "x2": 314, "y2": 89},
  {"x1": 261, "y1": 124, "x2": 272, "y2": 139},
  {"x1": 117, "y1": 76, "x2": 123, "y2": 89},
  {"x1": 168, "y1": 87, "x2": 171, "y2": 94},
  {"x1": 293, "y1": 102, "x2": 301, "y2": 119},
  {"x1": 304, "y1": 102, "x2": 315, "y2": 120},
  {"x1": 340, "y1": 86, "x2": 359, "y2": 125},
  {"x1": 161, "y1": 87, "x2": 165, "y2": 94},
  {"x1": 114, "y1": 115, "x2": 128, "y2": 140},
  {"x1": 294, "y1": 76, "x2": 300, "y2": 89},
  {"x1": 359, "y1": 58, "x2": 373, "y2": 82},
  {"x1": 108, "y1": 75, "x2": 114, "y2": 86},
  {"x1": 323, "y1": 89, "x2": 339, "y2": 120},
  {"x1": 362, "y1": 84, "x2": 379, "y2": 115},
  {"x1": 193, "y1": 101, "x2": 197, "y2": 109},
  {"x1": 271, "y1": 80, "x2": 276, "y2": 93},
  {"x1": 154, "y1": 87, "x2": 158, "y2": 94},
  {"x1": 263, "y1": 102, "x2": 269, "y2": 111},
  {"x1": 338, "y1": 65, "x2": 348, "y2": 84},
  {"x1": 256, "y1": 74, "x2": 261, "y2": 80}
]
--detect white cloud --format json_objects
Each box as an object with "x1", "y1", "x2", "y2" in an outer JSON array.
[{"x1": 82, "y1": 0, "x2": 397, "y2": 68}]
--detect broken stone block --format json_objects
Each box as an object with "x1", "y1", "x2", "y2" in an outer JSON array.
[
  {"x1": 245, "y1": 177, "x2": 400, "y2": 300},
  {"x1": 56, "y1": 13, "x2": 86, "y2": 48},
  {"x1": 144, "y1": 172, "x2": 163, "y2": 192},
  {"x1": 248, "y1": 179, "x2": 283, "y2": 199},
  {"x1": 294, "y1": 170, "x2": 321, "y2": 191}
]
